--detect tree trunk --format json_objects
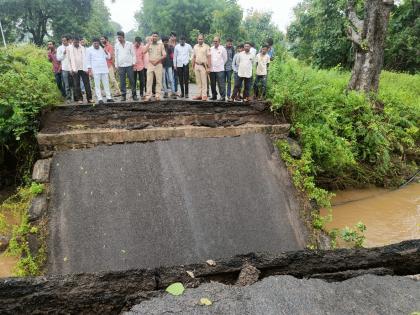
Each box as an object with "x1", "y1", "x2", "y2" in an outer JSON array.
[{"x1": 347, "y1": 0, "x2": 394, "y2": 94}]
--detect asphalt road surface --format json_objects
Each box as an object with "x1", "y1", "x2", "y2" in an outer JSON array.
[
  {"x1": 125, "y1": 275, "x2": 420, "y2": 315},
  {"x1": 48, "y1": 134, "x2": 306, "y2": 274}
]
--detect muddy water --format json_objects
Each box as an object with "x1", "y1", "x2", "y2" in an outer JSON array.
[
  {"x1": 0, "y1": 254, "x2": 18, "y2": 277},
  {"x1": 321, "y1": 183, "x2": 420, "y2": 247},
  {"x1": 0, "y1": 188, "x2": 19, "y2": 277}
]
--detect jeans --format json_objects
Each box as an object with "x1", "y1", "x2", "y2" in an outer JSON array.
[
  {"x1": 253, "y1": 75, "x2": 267, "y2": 97},
  {"x1": 72, "y1": 70, "x2": 92, "y2": 101},
  {"x1": 134, "y1": 69, "x2": 146, "y2": 96},
  {"x1": 163, "y1": 67, "x2": 175, "y2": 93},
  {"x1": 232, "y1": 76, "x2": 252, "y2": 99},
  {"x1": 61, "y1": 70, "x2": 73, "y2": 100},
  {"x1": 177, "y1": 63, "x2": 189, "y2": 96},
  {"x1": 54, "y1": 72, "x2": 65, "y2": 97},
  {"x1": 174, "y1": 70, "x2": 178, "y2": 92},
  {"x1": 210, "y1": 71, "x2": 226, "y2": 99},
  {"x1": 118, "y1": 66, "x2": 136, "y2": 97},
  {"x1": 224, "y1": 70, "x2": 233, "y2": 98},
  {"x1": 93, "y1": 73, "x2": 111, "y2": 101}
]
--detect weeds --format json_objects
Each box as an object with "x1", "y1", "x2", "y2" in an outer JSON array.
[
  {"x1": 269, "y1": 56, "x2": 419, "y2": 190},
  {"x1": 1, "y1": 185, "x2": 47, "y2": 276}
]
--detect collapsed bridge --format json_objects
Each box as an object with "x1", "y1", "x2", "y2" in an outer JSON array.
[
  {"x1": 3, "y1": 99, "x2": 420, "y2": 314},
  {"x1": 33, "y1": 99, "x2": 308, "y2": 274}
]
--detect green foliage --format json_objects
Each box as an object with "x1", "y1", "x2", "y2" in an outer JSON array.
[
  {"x1": 287, "y1": 0, "x2": 356, "y2": 69},
  {"x1": 287, "y1": 0, "x2": 420, "y2": 72},
  {"x1": 29, "y1": 182, "x2": 44, "y2": 195},
  {"x1": 51, "y1": 0, "x2": 116, "y2": 44},
  {"x1": 277, "y1": 140, "x2": 334, "y2": 209},
  {"x1": 166, "y1": 282, "x2": 185, "y2": 296},
  {"x1": 1, "y1": 186, "x2": 47, "y2": 276},
  {"x1": 210, "y1": 1, "x2": 243, "y2": 40},
  {"x1": 329, "y1": 222, "x2": 366, "y2": 248},
  {"x1": 241, "y1": 10, "x2": 284, "y2": 47},
  {"x1": 384, "y1": 1, "x2": 420, "y2": 73},
  {"x1": 0, "y1": 0, "x2": 117, "y2": 45},
  {"x1": 269, "y1": 56, "x2": 419, "y2": 189},
  {"x1": 0, "y1": 45, "x2": 61, "y2": 184},
  {"x1": 340, "y1": 222, "x2": 366, "y2": 248},
  {"x1": 136, "y1": 0, "x2": 225, "y2": 41},
  {"x1": 0, "y1": 0, "x2": 93, "y2": 45},
  {"x1": 135, "y1": 0, "x2": 283, "y2": 45}
]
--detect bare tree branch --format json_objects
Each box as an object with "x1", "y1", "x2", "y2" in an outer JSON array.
[
  {"x1": 347, "y1": 0, "x2": 363, "y2": 30},
  {"x1": 346, "y1": 26, "x2": 362, "y2": 46}
]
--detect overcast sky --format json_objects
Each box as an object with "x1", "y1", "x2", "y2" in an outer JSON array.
[{"x1": 104, "y1": 0, "x2": 301, "y2": 33}]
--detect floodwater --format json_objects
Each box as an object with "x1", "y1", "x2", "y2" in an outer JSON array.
[
  {"x1": 0, "y1": 188, "x2": 19, "y2": 278},
  {"x1": 0, "y1": 254, "x2": 18, "y2": 277},
  {"x1": 321, "y1": 183, "x2": 420, "y2": 247}
]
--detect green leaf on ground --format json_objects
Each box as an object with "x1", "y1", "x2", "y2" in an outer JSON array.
[{"x1": 165, "y1": 282, "x2": 185, "y2": 296}]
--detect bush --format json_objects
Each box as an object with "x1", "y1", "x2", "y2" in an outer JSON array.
[
  {"x1": 2, "y1": 186, "x2": 47, "y2": 276},
  {"x1": 268, "y1": 56, "x2": 420, "y2": 190},
  {"x1": 0, "y1": 45, "x2": 61, "y2": 185}
]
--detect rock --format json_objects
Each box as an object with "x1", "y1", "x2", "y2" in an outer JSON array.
[
  {"x1": 32, "y1": 159, "x2": 51, "y2": 183},
  {"x1": 407, "y1": 274, "x2": 420, "y2": 281},
  {"x1": 286, "y1": 137, "x2": 302, "y2": 159},
  {"x1": 0, "y1": 235, "x2": 9, "y2": 252},
  {"x1": 27, "y1": 233, "x2": 40, "y2": 257},
  {"x1": 236, "y1": 264, "x2": 260, "y2": 286},
  {"x1": 28, "y1": 195, "x2": 48, "y2": 222}
]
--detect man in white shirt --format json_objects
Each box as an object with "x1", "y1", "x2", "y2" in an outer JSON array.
[
  {"x1": 57, "y1": 35, "x2": 73, "y2": 102},
  {"x1": 232, "y1": 42, "x2": 255, "y2": 103},
  {"x1": 169, "y1": 31, "x2": 179, "y2": 95},
  {"x1": 250, "y1": 42, "x2": 257, "y2": 57},
  {"x1": 86, "y1": 38, "x2": 114, "y2": 104},
  {"x1": 174, "y1": 36, "x2": 192, "y2": 98},
  {"x1": 209, "y1": 36, "x2": 227, "y2": 101},
  {"x1": 115, "y1": 31, "x2": 137, "y2": 101},
  {"x1": 67, "y1": 36, "x2": 93, "y2": 104},
  {"x1": 231, "y1": 44, "x2": 244, "y2": 101},
  {"x1": 253, "y1": 45, "x2": 271, "y2": 99}
]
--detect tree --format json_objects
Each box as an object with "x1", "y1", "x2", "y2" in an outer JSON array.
[
  {"x1": 135, "y1": 0, "x2": 225, "y2": 40},
  {"x1": 287, "y1": 0, "x2": 418, "y2": 73},
  {"x1": 346, "y1": 0, "x2": 394, "y2": 94},
  {"x1": 0, "y1": 0, "x2": 92, "y2": 45},
  {"x1": 242, "y1": 10, "x2": 284, "y2": 47},
  {"x1": 210, "y1": 0, "x2": 243, "y2": 40},
  {"x1": 384, "y1": 0, "x2": 420, "y2": 73},
  {"x1": 287, "y1": 0, "x2": 355, "y2": 69}
]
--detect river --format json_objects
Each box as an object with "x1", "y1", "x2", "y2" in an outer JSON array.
[
  {"x1": 0, "y1": 183, "x2": 419, "y2": 276},
  {"x1": 321, "y1": 183, "x2": 420, "y2": 247}
]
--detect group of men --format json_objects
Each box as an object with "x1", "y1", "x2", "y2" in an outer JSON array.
[{"x1": 47, "y1": 31, "x2": 274, "y2": 104}]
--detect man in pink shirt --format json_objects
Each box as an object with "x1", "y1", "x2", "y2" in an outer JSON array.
[
  {"x1": 100, "y1": 36, "x2": 121, "y2": 97},
  {"x1": 209, "y1": 36, "x2": 227, "y2": 101},
  {"x1": 134, "y1": 37, "x2": 146, "y2": 98},
  {"x1": 47, "y1": 41, "x2": 66, "y2": 97}
]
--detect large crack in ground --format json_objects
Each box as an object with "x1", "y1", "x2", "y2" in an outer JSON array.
[{"x1": 0, "y1": 240, "x2": 419, "y2": 314}]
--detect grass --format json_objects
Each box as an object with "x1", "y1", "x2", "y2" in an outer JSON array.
[
  {"x1": 0, "y1": 185, "x2": 47, "y2": 276},
  {"x1": 268, "y1": 54, "x2": 419, "y2": 246}
]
